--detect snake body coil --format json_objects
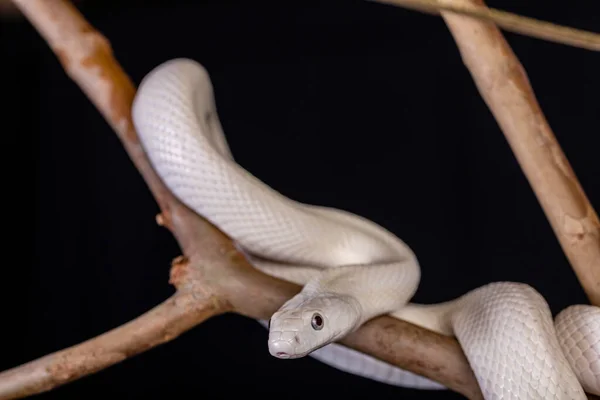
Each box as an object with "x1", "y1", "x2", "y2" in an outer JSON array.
[{"x1": 132, "y1": 58, "x2": 600, "y2": 399}]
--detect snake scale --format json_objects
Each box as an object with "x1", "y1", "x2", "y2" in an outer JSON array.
[{"x1": 131, "y1": 58, "x2": 600, "y2": 399}]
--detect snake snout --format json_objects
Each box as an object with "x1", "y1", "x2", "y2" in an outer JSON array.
[{"x1": 269, "y1": 340, "x2": 293, "y2": 359}]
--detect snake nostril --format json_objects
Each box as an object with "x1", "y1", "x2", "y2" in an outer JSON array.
[{"x1": 276, "y1": 352, "x2": 288, "y2": 357}]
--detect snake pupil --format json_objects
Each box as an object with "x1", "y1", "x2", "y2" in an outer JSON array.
[{"x1": 311, "y1": 313, "x2": 324, "y2": 330}]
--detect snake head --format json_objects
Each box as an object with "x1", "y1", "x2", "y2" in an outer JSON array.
[{"x1": 267, "y1": 293, "x2": 362, "y2": 359}]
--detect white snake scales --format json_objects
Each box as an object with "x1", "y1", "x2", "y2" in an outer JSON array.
[{"x1": 131, "y1": 58, "x2": 600, "y2": 399}]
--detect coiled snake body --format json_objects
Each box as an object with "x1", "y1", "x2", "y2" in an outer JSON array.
[{"x1": 131, "y1": 58, "x2": 599, "y2": 399}]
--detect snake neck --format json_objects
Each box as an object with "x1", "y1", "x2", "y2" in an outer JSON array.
[{"x1": 390, "y1": 301, "x2": 460, "y2": 337}]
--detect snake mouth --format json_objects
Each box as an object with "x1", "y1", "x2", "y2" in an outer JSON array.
[{"x1": 269, "y1": 339, "x2": 300, "y2": 359}]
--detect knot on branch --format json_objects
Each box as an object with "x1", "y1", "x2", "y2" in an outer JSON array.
[
  {"x1": 168, "y1": 256, "x2": 191, "y2": 289},
  {"x1": 155, "y1": 211, "x2": 173, "y2": 231}
]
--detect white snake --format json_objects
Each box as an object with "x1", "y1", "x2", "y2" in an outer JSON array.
[{"x1": 131, "y1": 58, "x2": 600, "y2": 399}]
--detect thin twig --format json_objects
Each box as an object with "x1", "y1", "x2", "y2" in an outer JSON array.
[{"x1": 371, "y1": 0, "x2": 600, "y2": 51}]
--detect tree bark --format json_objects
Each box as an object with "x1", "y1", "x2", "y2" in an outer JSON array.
[{"x1": 2, "y1": 0, "x2": 598, "y2": 399}]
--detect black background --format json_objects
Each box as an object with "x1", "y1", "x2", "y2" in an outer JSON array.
[{"x1": 2, "y1": 0, "x2": 599, "y2": 398}]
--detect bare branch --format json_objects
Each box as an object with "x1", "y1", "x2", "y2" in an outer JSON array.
[
  {"x1": 5, "y1": 0, "x2": 600, "y2": 52},
  {"x1": 372, "y1": 0, "x2": 600, "y2": 51},
  {"x1": 3, "y1": 0, "x2": 484, "y2": 398},
  {"x1": 0, "y1": 258, "x2": 226, "y2": 399},
  {"x1": 0, "y1": 212, "x2": 483, "y2": 399},
  {"x1": 4, "y1": 0, "x2": 598, "y2": 399},
  {"x1": 439, "y1": 0, "x2": 600, "y2": 306}
]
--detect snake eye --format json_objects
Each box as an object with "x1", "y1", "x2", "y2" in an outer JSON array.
[{"x1": 311, "y1": 313, "x2": 324, "y2": 330}]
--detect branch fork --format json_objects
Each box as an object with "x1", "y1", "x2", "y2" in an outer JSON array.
[{"x1": 3, "y1": 0, "x2": 598, "y2": 399}]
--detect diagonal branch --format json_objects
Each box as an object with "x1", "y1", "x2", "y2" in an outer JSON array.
[
  {"x1": 3, "y1": 0, "x2": 598, "y2": 399},
  {"x1": 3, "y1": 0, "x2": 483, "y2": 399},
  {"x1": 438, "y1": 0, "x2": 600, "y2": 307},
  {"x1": 371, "y1": 0, "x2": 600, "y2": 51},
  {"x1": 0, "y1": 271, "x2": 224, "y2": 399},
  {"x1": 3, "y1": 0, "x2": 600, "y2": 51}
]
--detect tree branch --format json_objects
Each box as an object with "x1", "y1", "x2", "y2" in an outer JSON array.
[
  {"x1": 4, "y1": 0, "x2": 600, "y2": 53},
  {"x1": 371, "y1": 0, "x2": 600, "y2": 51},
  {"x1": 0, "y1": 261, "x2": 225, "y2": 399},
  {"x1": 438, "y1": 0, "x2": 600, "y2": 307},
  {"x1": 4, "y1": 0, "x2": 598, "y2": 399},
  {"x1": 3, "y1": 0, "x2": 483, "y2": 398}
]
